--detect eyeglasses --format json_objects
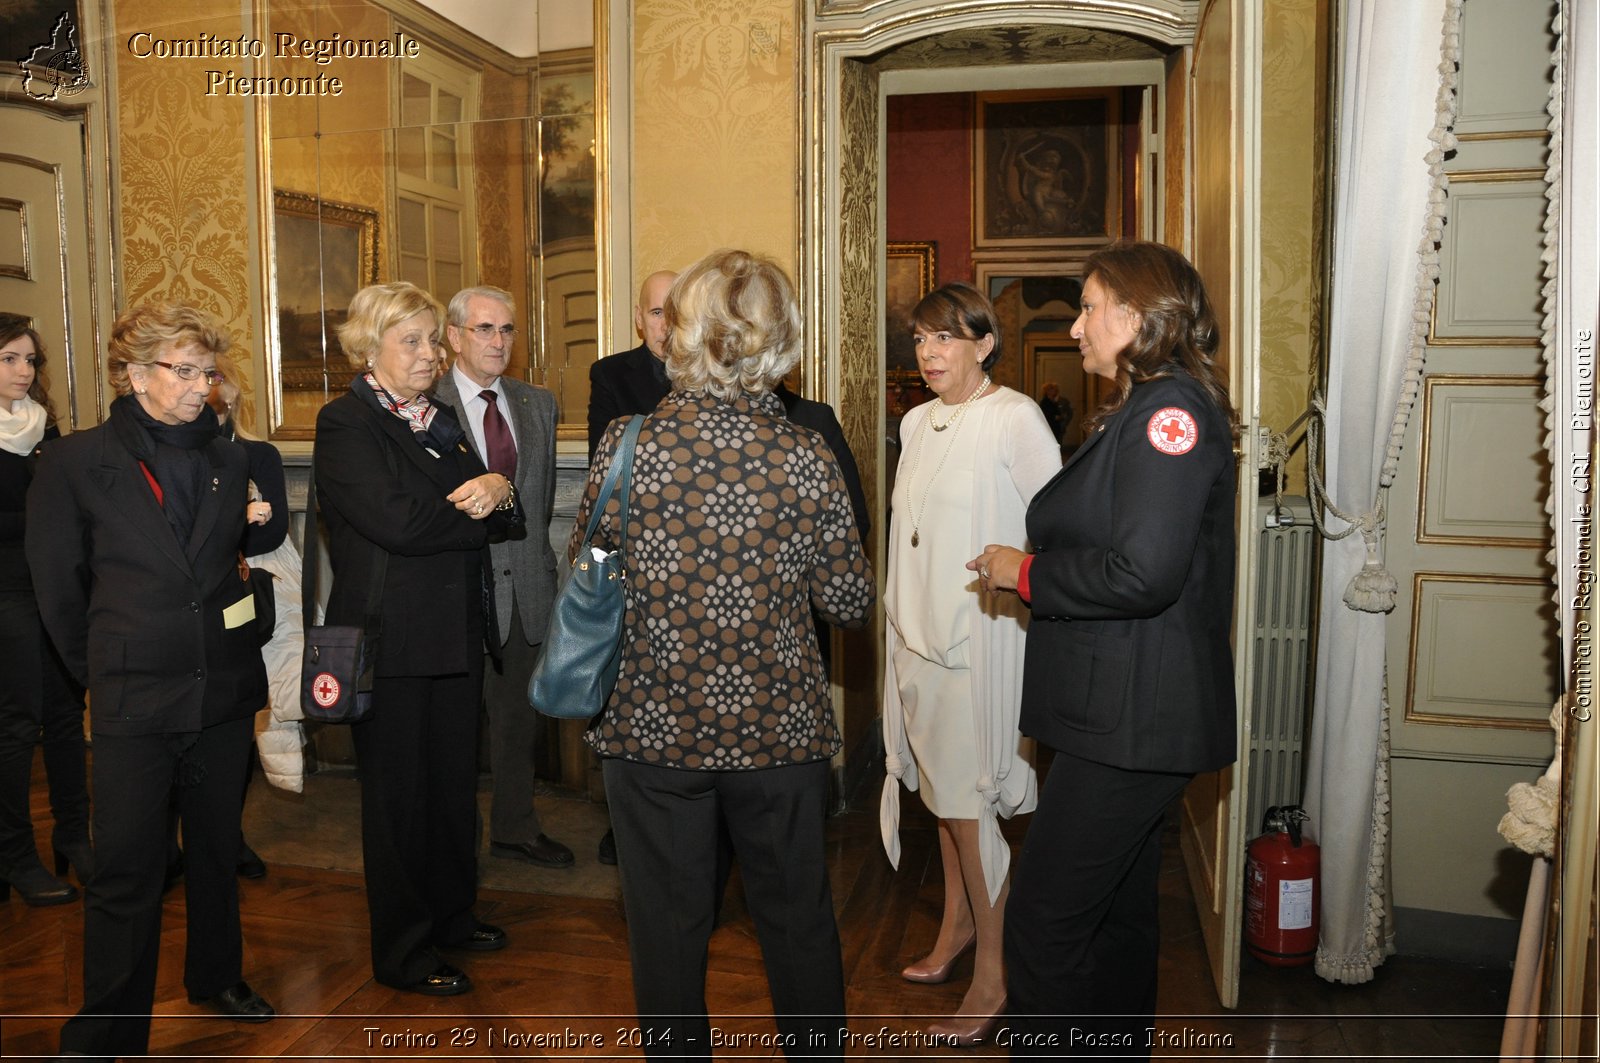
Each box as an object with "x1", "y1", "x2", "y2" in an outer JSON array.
[
  {"x1": 466, "y1": 324, "x2": 516, "y2": 339},
  {"x1": 151, "y1": 360, "x2": 226, "y2": 386}
]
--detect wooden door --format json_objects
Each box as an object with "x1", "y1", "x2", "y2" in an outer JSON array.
[
  {"x1": 1176, "y1": 0, "x2": 1264, "y2": 1010},
  {"x1": 0, "y1": 104, "x2": 99, "y2": 428}
]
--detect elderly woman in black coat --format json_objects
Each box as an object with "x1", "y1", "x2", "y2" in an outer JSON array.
[
  {"x1": 27, "y1": 303, "x2": 274, "y2": 1060},
  {"x1": 313, "y1": 281, "x2": 519, "y2": 997}
]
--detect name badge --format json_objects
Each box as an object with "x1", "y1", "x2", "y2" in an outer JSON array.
[{"x1": 223, "y1": 594, "x2": 256, "y2": 629}]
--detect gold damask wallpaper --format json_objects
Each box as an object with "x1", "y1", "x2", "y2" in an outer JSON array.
[
  {"x1": 631, "y1": 0, "x2": 800, "y2": 284},
  {"x1": 1258, "y1": 0, "x2": 1325, "y2": 492},
  {"x1": 115, "y1": 0, "x2": 253, "y2": 358}
]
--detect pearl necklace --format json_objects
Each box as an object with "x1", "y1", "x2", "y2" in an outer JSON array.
[
  {"x1": 905, "y1": 374, "x2": 990, "y2": 547},
  {"x1": 928, "y1": 372, "x2": 992, "y2": 431}
]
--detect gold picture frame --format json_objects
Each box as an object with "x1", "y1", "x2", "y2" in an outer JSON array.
[
  {"x1": 271, "y1": 189, "x2": 380, "y2": 412},
  {"x1": 886, "y1": 240, "x2": 937, "y2": 375}
]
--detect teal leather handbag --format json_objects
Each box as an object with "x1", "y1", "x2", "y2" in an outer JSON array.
[{"x1": 528, "y1": 414, "x2": 644, "y2": 720}]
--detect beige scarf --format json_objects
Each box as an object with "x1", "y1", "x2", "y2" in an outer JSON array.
[{"x1": 0, "y1": 395, "x2": 47, "y2": 456}]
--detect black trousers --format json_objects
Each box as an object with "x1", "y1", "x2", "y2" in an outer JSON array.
[
  {"x1": 1003, "y1": 749, "x2": 1191, "y2": 1059},
  {"x1": 352, "y1": 669, "x2": 482, "y2": 987},
  {"x1": 603, "y1": 757, "x2": 844, "y2": 1062},
  {"x1": 483, "y1": 600, "x2": 546, "y2": 844},
  {"x1": 0, "y1": 591, "x2": 88, "y2": 870},
  {"x1": 58, "y1": 715, "x2": 254, "y2": 1060}
]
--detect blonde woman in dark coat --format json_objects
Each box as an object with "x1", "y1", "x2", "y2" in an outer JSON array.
[{"x1": 580, "y1": 249, "x2": 874, "y2": 1058}]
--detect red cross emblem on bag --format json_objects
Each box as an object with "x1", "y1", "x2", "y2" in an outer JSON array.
[
  {"x1": 1147, "y1": 407, "x2": 1198, "y2": 455},
  {"x1": 311, "y1": 672, "x2": 341, "y2": 707}
]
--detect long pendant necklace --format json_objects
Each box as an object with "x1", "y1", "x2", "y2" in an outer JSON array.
[{"x1": 905, "y1": 374, "x2": 990, "y2": 547}]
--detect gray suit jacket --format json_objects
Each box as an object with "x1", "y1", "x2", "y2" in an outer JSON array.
[{"x1": 433, "y1": 371, "x2": 559, "y2": 647}]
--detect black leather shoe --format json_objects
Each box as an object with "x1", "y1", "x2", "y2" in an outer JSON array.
[
  {"x1": 1, "y1": 862, "x2": 78, "y2": 906},
  {"x1": 403, "y1": 963, "x2": 472, "y2": 996},
  {"x1": 597, "y1": 828, "x2": 618, "y2": 866},
  {"x1": 491, "y1": 834, "x2": 574, "y2": 869},
  {"x1": 189, "y1": 981, "x2": 275, "y2": 1023},
  {"x1": 237, "y1": 842, "x2": 267, "y2": 880},
  {"x1": 442, "y1": 922, "x2": 507, "y2": 952}
]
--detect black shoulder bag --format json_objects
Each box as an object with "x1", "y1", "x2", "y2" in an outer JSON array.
[{"x1": 299, "y1": 463, "x2": 387, "y2": 724}]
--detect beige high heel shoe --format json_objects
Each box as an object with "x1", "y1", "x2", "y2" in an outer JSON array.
[{"x1": 900, "y1": 931, "x2": 976, "y2": 984}]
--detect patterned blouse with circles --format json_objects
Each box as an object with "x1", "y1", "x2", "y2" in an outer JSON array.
[{"x1": 575, "y1": 389, "x2": 875, "y2": 771}]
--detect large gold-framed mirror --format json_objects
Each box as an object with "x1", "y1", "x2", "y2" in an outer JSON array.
[{"x1": 257, "y1": 0, "x2": 601, "y2": 441}]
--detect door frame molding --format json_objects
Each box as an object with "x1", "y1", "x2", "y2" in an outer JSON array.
[{"x1": 801, "y1": 0, "x2": 1264, "y2": 1010}]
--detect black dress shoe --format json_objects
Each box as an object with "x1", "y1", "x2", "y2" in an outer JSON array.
[
  {"x1": 189, "y1": 981, "x2": 275, "y2": 1023},
  {"x1": 442, "y1": 922, "x2": 507, "y2": 952},
  {"x1": 1, "y1": 862, "x2": 78, "y2": 906},
  {"x1": 490, "y1": 834, "x2": 574, "y2": 869},
  {"x1": 597, "y1": 828, "x2": 618, "y2": 866},
  {"x1": 237, "y1": 842, "x2": 267, "y2": 880},
  {"x1": 403, "y1": 963, "x2": 472, "y2": 996}
]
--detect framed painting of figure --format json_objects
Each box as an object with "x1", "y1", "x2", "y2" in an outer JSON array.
[{"x1": 974, "y1": 89, "x2": 1120, "y2": 250}]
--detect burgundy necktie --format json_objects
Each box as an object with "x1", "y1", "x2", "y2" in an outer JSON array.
[{"x1": 480, "y1": 389, "x2": 517, "y2": 480}]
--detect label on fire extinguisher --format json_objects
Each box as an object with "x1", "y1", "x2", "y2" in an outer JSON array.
[{"x1": 1278, "y1": 878, "x2": 1314, "y2": 930}]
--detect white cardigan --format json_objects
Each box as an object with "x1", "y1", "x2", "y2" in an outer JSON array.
[{"x1": 880, "y1": 386, "x2": 1061, "y2": 902}]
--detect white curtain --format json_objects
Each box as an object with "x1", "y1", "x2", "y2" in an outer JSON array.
[{"x1": 1302, "y1": 0, "x2": 1457, "y2": 986}]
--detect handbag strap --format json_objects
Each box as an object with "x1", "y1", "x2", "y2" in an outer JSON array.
[
  {"x1": 301, "y1": 461, "x2": 387, "y2": 635},
  {"x1": 580, "y1": 414, "x2": 645, "y2": 558}
]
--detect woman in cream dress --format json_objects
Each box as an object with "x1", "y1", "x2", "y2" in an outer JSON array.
[{"x1": 881, "y1": 281, "x2": 1060, "y2": 1043}]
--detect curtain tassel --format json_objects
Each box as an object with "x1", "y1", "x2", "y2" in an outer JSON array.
[{"x1": 1343, "y1": 521, "x2": 1397, "y2": 613}]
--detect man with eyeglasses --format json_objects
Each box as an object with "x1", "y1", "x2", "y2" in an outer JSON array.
[{"x1": 434, "y1": 286, "x2": 573, "y2": 870}]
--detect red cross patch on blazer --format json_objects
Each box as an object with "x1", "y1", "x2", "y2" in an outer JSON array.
[{"x1": 1147, "y1": 407, "x2": 1198, "y2": 455}]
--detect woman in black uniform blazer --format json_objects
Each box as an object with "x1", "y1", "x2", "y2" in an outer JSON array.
[
  {"x1": 313, "y1": 281, "x2": 520, "y2": 998},
  {"x1": 970, "y1": 242, "x2": 1237, "y2": 1057},
  {"x1": 27, "y1": 303, "x2": 274, "y2": 1059}
]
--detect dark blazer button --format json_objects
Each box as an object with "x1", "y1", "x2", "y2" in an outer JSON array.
[
  {"x1": 193, "y1": 669, "x2": 203, "y2": 679},
  {"x1": 189, "y1": 601, "x2": 199, "y2": 611}
]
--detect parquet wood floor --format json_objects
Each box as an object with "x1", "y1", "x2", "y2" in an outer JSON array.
[{"x1": 1, "y1": 755, "x2": 1511, "y2": 1061}]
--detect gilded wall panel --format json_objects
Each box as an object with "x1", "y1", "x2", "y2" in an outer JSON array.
[
  {"x1": 837, "y1": 56, "x2": 879, "y2": 534},
  {"x1": 115, "y1": 0, "x2": 252, "y2": 352},
  {"x1": 632, "y1": 0, "x2": 799, "y2": 277}
]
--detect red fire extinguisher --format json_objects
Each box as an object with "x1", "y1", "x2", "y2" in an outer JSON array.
[{"x1": 1245, "y1": 805, "x2": 1319, "y2": 967}]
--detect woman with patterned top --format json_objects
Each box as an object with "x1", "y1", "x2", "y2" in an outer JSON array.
[
  {"x1": 580, "y1": 248, "x2": 874, "y2": 1059},
  {"x1": 880, "y1": 282, "x2": 1061, "y2": 1045}
]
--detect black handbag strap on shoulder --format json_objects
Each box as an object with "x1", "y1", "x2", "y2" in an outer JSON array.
[
  {"x1": 579, "y1": 414, "x2": 645, "y2": 562},
  {"x1": 301, "y1": 461, "x2": 387, "y2": 635}
]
